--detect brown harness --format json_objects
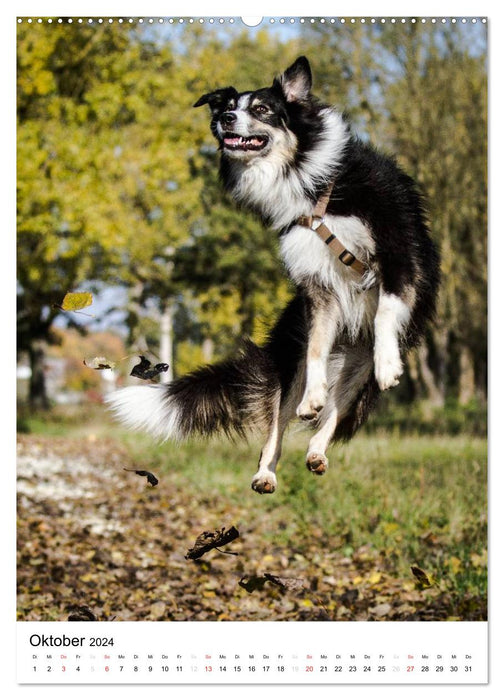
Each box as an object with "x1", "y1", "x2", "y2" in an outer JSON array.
[{"x1": 297, "y1": 186, "x2": 368, "y2": 277}]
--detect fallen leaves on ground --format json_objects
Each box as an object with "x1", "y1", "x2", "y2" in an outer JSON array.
[{"x1": 16, "y1": 434, "x2": 486, "y2": 622}]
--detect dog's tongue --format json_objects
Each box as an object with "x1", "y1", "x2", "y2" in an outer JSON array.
[{"x1": 224, "y1": 136, "x2": 244, "y2": 147}]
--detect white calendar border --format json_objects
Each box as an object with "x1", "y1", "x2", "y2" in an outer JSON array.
[{"x1": 6, "y1": 1, "x2": 501, "y2": 697}]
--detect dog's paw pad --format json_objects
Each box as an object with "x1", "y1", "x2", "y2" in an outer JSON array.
[
  {"x1": 306, "y1": 452, "x2": 328, "y2": 475},
  {"x1": 251, "y1": 472, "x2": 277, "y2": 494}
]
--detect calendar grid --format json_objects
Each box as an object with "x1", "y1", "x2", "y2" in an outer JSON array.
[{"x1": 17, "y1": 621, "x2": 488, "y2": 684}]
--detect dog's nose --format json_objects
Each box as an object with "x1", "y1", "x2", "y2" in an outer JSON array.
[{"x1": 220, "y1": 112, "x2": 237, "y2": 126}]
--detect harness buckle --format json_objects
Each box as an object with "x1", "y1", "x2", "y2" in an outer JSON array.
[
  {"x1": 309, "y1": 216, "x2": 325, "y2": 231},
  {"x1": 339, "y1": 250, "x2": 357, "y2": 267}
]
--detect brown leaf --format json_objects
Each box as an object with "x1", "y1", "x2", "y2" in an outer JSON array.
[
  {"x1": 238, "y1": 575, "x2": 268, "y2": 593},
  {"x1": 185, "y1": 526, "x2": 239, "y2": 560},
  {"x1": 123, "y1": 468, "x2": 159, "y2": 486},
  {"x1": 130, "y1": 356, "x2": 170, "y2": 381},
  {"x1": 67, "y1": 605, "x2": 97, "y2": 621},
  {"x1": 264, "y1": 573, "x2": 306, "y2": 591},
  {"x1": 369, "y1": 602, "x2": 392, "y2": 618},
  {"x1": 83, "y1": 356, "x2": 116, "y2": 370},
  {"x1": 411, "y1": 565, "x2": 434, "y2": 589},
  {"x1": 239, "y1": 573, "x2": 306, "y2": 594}
]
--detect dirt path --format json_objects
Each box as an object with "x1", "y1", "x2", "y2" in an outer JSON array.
[{"x1": 16, "y1": 434, "x2": 482, "y2": 622}]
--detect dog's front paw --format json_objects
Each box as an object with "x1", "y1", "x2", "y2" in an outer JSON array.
[
  {"x1": 251, "y1": 471, "x2": 277, "y2": 494},
  {"x1": 296, "y1": 384, "x2": 327, "y2": 421},
  {"x1": 374, "y1": 348, "x2": 403, "y2": 391}
]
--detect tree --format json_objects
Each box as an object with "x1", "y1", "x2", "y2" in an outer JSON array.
[
  {"x1": 380, "y1": 23, "x2": 487, "y2": 403},
  {"x1": 303, "y1": 20, "x2": 487, "y2": 403},
  {"x1": 17, "y1": 22, "x2": 135, "y2": 404}
]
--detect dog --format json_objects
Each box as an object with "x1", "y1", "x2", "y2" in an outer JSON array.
[{"x1": 108, "y1": 56, "x2": 440, "y2": 494}]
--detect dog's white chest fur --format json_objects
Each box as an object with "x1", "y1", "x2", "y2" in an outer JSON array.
[{"x1": 280, "y1": 215, "x2": 378, "y2": 339}]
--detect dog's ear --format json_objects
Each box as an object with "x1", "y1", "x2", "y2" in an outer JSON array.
[
  {"x1": 193, "y1": 92, "x2": 214, "y2": 108},
  {"x1": 274, "y1": 56, "x2": 312, "y2": 103},
  {"x1": 193, "y1": 87, "x2": 238, "y2": 110}
]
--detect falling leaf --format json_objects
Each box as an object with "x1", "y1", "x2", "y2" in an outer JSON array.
[
  {"x1": 83, "y1": 356, "x2": 116, "y2": 370},
  {"x1": 123, "y1": 468, "x2": 159, "y2": 486},
  {"x1": 411, "y1": 565, "x2": 435, "y2": 589},
  {"x1": 185, "y1": 526, "x2": 239, "y2": 560},
  {"x1": 238, "y1": 575, "x2": 268, "y2": 593},
  {"x1": 130, "y1": 356, "x2": 170, "y2": 381},
  {"x1": 55, "y1": 292, "x2": 94, "y2": 315}
]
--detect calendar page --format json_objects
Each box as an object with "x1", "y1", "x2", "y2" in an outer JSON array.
[{"x1": 15, "y1": 7, "x2": 489, "y2": 690}]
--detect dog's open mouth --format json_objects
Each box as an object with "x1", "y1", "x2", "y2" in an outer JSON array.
[{"x1": 222, "y1": 133, "x2": 269, "y2": 152}]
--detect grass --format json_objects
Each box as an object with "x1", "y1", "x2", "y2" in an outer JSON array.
[{"x1": 18, "y1": 403, "x2": 488, "y2": 615}]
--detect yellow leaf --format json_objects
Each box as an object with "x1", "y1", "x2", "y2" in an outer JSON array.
[
  {"x1": 368, "y1": 571, "x2": 382, "y2": 585},
  {"x1": 261, "y1": 554, "x2": 275, "y2": 565},
  {"x1": 382, "y1": 522, "x2": 400, "y2": 535},
  {"x1": 470, "y1": 551, "x2": 487, "y2": 568},
  {"x1": 448, "y1": 556, "x2": 462, "y2": 574},
  {"x1": 59, "y1": 291, "x2": 93, "y2": 311}
]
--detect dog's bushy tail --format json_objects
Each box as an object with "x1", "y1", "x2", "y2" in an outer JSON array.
[
  {"x1": 106, "y1": 340, "x2": 280, "y2": 442},
  {"x1": 107, "y1": 294, "x2": 307, "y2": 443}
]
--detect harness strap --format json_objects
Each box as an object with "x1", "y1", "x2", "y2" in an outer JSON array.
[{"x1": 296, "y1": 187, "x2": 368, "y2": 277}]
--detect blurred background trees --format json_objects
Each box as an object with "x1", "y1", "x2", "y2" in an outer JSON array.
[{"x1": 16, "y1": 18, "x2": 487, "y2": 415}]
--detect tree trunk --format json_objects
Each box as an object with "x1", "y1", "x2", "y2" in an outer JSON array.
[
  {"x1": 202, "y1": 337, "x2": 214, "y2": 364},
  {"x1": 458, "y1": 345, "x2": 476, "y2": 405},
  {"x1": 159, "y1": 303, "x2": 174, "y2": 383},
  {"x1": 28, "y1": 342, "x2": 50, "y2": 410},
  {"x1": 417, "y1": 341, "x2": 444, "y2": 406}
]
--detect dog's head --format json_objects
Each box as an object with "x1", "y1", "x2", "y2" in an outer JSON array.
[{"x1": 194, "y1": 56, "x2": 313, "y2": 162}]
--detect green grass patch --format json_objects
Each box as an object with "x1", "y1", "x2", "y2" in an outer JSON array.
[{"x1": 18, "y1": 404, "x2": 487, "y2": 616}]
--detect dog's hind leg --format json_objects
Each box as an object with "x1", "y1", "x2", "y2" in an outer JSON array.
[
  {"x1": 251, "y1": 389, "x2": 293, "y2": 494},
  {"x1": 306, "y1": 402, "x2": 338, "y2": 475},
  {"x1": 296, "y1": 295, "x2": 339, "y2": 421},
  {"x1": 305, "y1": 346, "x2": 374, "y2": 475}
]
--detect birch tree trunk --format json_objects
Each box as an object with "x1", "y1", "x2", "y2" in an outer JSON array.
[
  {"x1": 417, "y1": 340, "x2": 444, "y2": 407},
  {"x1": 458, "y1": 345, "x2": 476, "y2": 405},
  {"x1": 159, "y1": 303, "x2": 174, "y2": 383}
]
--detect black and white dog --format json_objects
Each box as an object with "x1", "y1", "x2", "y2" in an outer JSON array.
[{"x1": 108, "y1": 57, "x2": 439, "y2": 494}]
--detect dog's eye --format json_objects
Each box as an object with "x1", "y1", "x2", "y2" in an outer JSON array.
[{"x1": 253, "y1": 104, "x2": 269, "y2": 114}]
